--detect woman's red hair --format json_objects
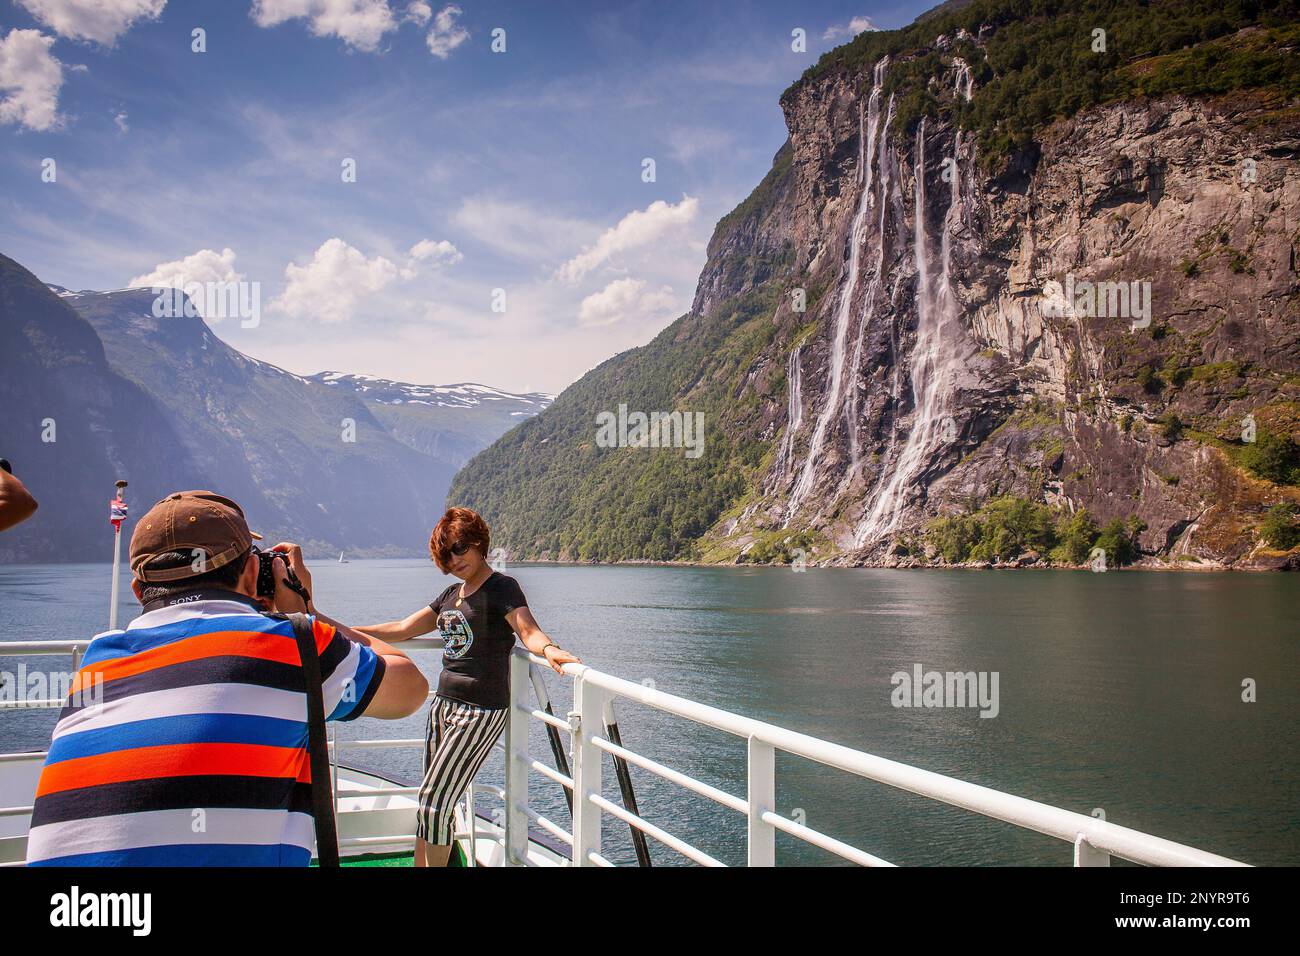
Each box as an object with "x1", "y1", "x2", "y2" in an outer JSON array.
[{"x1": 430, "y1": 507, "x2": 491, "y2": 573}]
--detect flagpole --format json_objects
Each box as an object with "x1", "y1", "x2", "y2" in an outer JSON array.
[{"x1": 108, "y1": 480, "x2": 128, "y2": 630}]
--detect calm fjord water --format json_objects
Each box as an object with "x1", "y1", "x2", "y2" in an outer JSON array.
[{"x1": 1, "y1": 560, "x2": 1295, "y2": 866}]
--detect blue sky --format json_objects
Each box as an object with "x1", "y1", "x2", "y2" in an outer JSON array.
[{"x1": 0, "y1": 0, "x2": 933, "y2": 393}]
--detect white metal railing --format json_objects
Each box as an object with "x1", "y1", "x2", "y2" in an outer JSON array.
[
  {"x1": 1, "y1": 638, "x2": 1251, "y2": 868},
  {"x1": 531, "y1": 654, "x2": 1249, "y2": 867}
]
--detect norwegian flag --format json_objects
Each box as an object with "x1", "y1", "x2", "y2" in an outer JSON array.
[{"x1": 109, "y1": 498, "x2": 128, "y2": 530}]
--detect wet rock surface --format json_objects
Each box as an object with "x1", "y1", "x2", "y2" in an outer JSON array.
[{"x1": 711, "y1": 63, "x2": 1299, "y2": 569}]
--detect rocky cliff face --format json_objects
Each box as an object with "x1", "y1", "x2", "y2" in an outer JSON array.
[
  {"x1": 448, "y1": 8, "x2": 1300, "y2": 569},
  {"x1": 711, "y1": 52, "x2": 1299, "y2": 568}
]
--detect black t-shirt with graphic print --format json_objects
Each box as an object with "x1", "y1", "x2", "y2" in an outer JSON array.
[{"x1": 429, "y1": 572, "x2": 527, "y2": 709}]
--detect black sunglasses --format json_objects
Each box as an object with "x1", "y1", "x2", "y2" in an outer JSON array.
[{"x1": 449, "y1": 541, "x2": 472, "y2": 556}]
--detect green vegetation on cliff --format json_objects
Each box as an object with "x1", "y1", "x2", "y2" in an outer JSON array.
[
  {"x1": 927, "y1": 496, "x2": 1145, "y2": 565},
  {"x1": 1259, "y1": 503, "x2": 1300, "y2": 550},
  {"x1": 1241, "y1": 428, "x2": 1300, "y2": 485},
  {"x1": 794, "y1": 0, "x2": 1300, "y2": 160}
]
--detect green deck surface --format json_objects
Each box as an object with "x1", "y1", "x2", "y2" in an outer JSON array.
[
  {"x1": 341, "y1": 852, "x2": 414, "y2": 867},
  {"x1": 317, "y1": 844, "x2": 468, "y2": 867}
]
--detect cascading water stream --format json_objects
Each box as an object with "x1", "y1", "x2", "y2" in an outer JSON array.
[
  {"x1": 783, "y1": 58, "x2": 888, "y2": 525},
  {"x1": 855, "y1": 60, "x2": 973, "y2": 548},
  {"x1": 954, "y1": 58, "x2": 974, "y2": 102},
  {"x1": 787, "y1": 345, "x2": 803, "y2": 435},
  {"x1": 774, "y1": 344, "x2": 804, "y2": 479},
  {"x1": 848, "y1": 100, "x2": 909, "y2": 510},
  {"x1": 845, "y1": 91, "x2": 897, "y2": 480}
]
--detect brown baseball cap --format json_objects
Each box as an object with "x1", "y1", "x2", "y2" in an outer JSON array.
[{"x1": 129, "y1": 490, "x2": 262, "y2": 583}]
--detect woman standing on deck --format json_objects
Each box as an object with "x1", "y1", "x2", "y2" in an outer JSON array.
[{"x1": 358, "y1": 507, "x2": 580, "y2": 867}]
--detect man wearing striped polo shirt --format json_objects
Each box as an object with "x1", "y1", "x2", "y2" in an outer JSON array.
[{"x1": 26, "y1": 490, "x2": 428, "y2": 866}]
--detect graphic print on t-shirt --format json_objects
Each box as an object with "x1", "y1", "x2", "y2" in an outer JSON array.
[{"x1": 438, "y1": 608, "x2": 474, "y2": 659}]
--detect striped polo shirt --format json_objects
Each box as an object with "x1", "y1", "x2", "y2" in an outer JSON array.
[{"x1": 25, "y1": 595, "x2": 384, "y2": 867}]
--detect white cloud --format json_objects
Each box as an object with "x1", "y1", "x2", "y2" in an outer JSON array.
[
  {"x1": 129, "y1": 247, "x2": 243, "y2": 289},
  {"x1": 271, "y1": 238, "x2": 398, "y2": 323},
  {"x1": 15, "y1": 0, "x2": 165, "y2": 45},
  {"x1": 822, "y1": 16, "x2": 880, "y2": 41},
  {"x1": 578, "y1": 278, "x2": 677, "y2": 328},
  {"x1": 556, "y1": 195, "x2": 699, "y2": 284},
  {"x1": 408, "y1": 238, "x2": 461, "y2": 265},
  {"x1": 452, "y1": 196, "x2": 592, "y2": 263},
  {"x1": 425, "y1": 4, "x2": 467, "y2": 59},
  {"x1": 400, "y1": 238, "x2": 461, "y2": 277},
  {"x1": 404, "y1": 1, "x2": 431, "y2": 26},
  {"x1": 113, "y1": 109, "x2": 129, "y2": 132},
  {"x1": 0, "y1": 29, "x2": 64, "y2": 132},
  {"x1": 251, "y1": 0, "x2": 398, "y2": 53}
]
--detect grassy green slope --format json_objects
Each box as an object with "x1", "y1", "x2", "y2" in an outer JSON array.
[{"x1": 450, "y1": 275, "x2": 790, "y2": 561}]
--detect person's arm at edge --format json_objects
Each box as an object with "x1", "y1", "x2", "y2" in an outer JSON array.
[
  {"x1": 267, "y1": 545, "x2": 428, "y2": 719},
  {"x1": 354, "y1": 606, "x2": 437, "y2": 642},
  {"x1": 0, "y1": 469, "x2": 38, "y2": 533},
  {"x1": 507, "y1": 606, "x2": 581, "y2": 674},
  {"x1": 310, "y1": 606, "x2": 429, "y2": 719}
]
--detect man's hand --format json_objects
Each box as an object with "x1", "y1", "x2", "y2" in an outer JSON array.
[{"x1": 269, "y1": 542, "x2": 312, "y2": 613}]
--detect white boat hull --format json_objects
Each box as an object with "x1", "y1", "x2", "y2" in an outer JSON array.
[{"x1": 0, "y1": 754, "x2": 564, "y2": 868}]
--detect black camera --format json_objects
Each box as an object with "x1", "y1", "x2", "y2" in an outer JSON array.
[
  {"x1": 254, "y1": 548, "x2": 280, "y2": 599},
  {"x1": 254, "y1": 547, "x2": 310, "y2": 605}
]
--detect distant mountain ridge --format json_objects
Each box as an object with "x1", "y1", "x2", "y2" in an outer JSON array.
[
  {"x1": 310, "y1": 372, "x2": 552, "y2": 410},
  {"x1": 310, "y1": 372, "x2": 551, "y2": 468},
  {"x1": 0, "y1": 257, "x2": 548, "y2": 561}
]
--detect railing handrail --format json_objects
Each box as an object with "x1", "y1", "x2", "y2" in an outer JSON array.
[
  {"x1": 1, "y1": 637, "x2": 448, "y2": 655},
  {"x1": 544, "y1": 658, "x2": 1247, "y2": 868},
  {"x1": 1, "y1": 636, "x2": 1251, "y2": 868},
  {"x1": 0, "y1": 641, "x2": 88, "y2": 655}
]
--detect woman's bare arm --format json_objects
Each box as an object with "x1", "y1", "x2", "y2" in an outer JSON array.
[
  {"x1": 355, "y1": 606, "x2": 439, "y2": 642},
  {"x1": 507, "y1": 606, "x2": 580, "y2": 673}
]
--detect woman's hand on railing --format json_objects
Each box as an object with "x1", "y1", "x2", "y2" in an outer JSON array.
[{"x1": 542, "y1": 645, "x2": 581, "y2": 674}]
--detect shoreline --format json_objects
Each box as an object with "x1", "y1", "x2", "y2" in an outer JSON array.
[
  {"x1": 2, "y1": 554, "x2": 1295, "y2": 572},
  {"x1": 488, "y1": 555, "x2": 1299, "y2": 573}
]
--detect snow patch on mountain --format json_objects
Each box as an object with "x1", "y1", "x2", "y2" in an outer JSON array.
[{"x1": 310, "y1": 372, "x2": 554, "y2": 410}]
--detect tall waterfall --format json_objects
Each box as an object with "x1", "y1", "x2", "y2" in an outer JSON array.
[
  {"x1": 845, "y1": 90, "x2": 897, "y2": 479},
  {"x1": 787, "y1": 344, "x2": 804, "y2": 435},
  {"x1": 783, "y1": 58, "x2": 888, "y2": 525},
  {"x1": 774, "y1": 344, "x2": 804, "y2": 479},
  {"x1": 954, "y1": 58, "x2": 974, "y2": 102},
  {"x1": 854, "y1": 62, "x2": 973, "y2": 548}
]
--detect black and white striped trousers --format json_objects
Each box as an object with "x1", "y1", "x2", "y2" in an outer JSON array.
[{"x1": 416, "y1": 695, "x2": 507, "y2": 845}]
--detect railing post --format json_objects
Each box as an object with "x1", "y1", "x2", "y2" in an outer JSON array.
[
  {"x1": 1074, "y1": 833, "x2": 1111, "y2": 867},
  {"x1": 747, "y1": 736, "x2": 776, "y2": 866},
  {"x1": 330, "y1": 725, "x2": 339, "y2": 821},
  {"x1": 465, "y1": 782, "x2": 477, "y2": 867},
  {"x1": 570, "y1": 673, "x2": 603, "y2": 866},
  {"x1": 504, "y1": 650, "x2": 530, "y2": 866}
]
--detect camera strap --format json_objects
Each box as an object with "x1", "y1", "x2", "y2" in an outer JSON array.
[
  {"x1": 287, "y1": 612, "x2": 340, "y2": 868},
  {"x1": 140, "y1": 588, "x2": 262, "y2": 613}
]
